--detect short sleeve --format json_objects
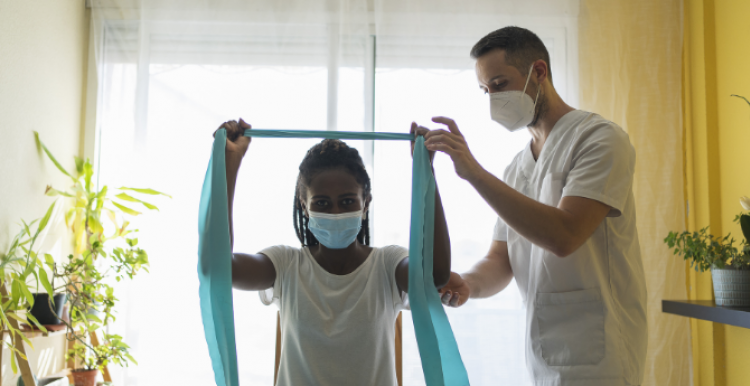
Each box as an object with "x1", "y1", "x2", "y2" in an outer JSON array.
[
  {"x1": 380, "y1": 245, "x2": 409, "y2": 311},
  {"x1": 562, "y1": 124, "x2": 635, "y2": 217},
  {"x1": 492, "y1": 161, "x2": 516, "y2": 241},
  {"x1": 493, "y1": 217, "x2": 508, "y2": 241},
  {"x1": 257, "y1": 245, "x2": 297, "y2": 307}
]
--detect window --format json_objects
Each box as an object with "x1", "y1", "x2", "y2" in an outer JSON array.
[{"x1": 94, "y1": 14, "x2": 576, "y2": 385}]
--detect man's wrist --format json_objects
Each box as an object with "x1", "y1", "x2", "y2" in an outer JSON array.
[
  {"x1": 461, "y1": 272, "x2": 479, "y2": 298},
  {"x1": 463, "y1": 164, "x2": 489, "y2": 186}
]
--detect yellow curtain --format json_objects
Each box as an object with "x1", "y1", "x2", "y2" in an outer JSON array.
[{"x1": 578, "y1": 1, "x2": 691, "y2": 385}]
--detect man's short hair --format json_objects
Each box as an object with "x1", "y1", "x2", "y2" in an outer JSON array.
[{"x1": 470, "y1": 26, "x2": 552, "y2": 85}]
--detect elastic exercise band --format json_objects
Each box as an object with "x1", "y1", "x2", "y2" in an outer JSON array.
[{"x1": 198, "y1": 129, "x2": 470, "y2": 386}]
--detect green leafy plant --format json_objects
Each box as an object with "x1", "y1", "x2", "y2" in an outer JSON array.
[
  {"x1": 667, "y1": 96, "x2": 750, "y2": 271},
  {"x1": 34, "y1": 132, "x2": 169, "y2": 372},
  {"x1": 0, "y1": 201, "x2": 59, "y2": 373}
]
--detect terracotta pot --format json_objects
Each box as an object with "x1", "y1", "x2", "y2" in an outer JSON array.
[{"x1": 72, "y1": 369, "x2": 99, "y2": 386}]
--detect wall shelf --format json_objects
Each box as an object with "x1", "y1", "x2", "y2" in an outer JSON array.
[{"x1": 662, "y1": 300, "x2": 750, "y2": 329}]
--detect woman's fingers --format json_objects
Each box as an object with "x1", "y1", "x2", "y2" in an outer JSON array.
[{"x1": 440, "y1": 290, "x2": 462, "y2": 307}]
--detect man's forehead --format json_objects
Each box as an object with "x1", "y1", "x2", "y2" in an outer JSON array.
[{"x1": 475, "y1": 49, "x2": 520, "y2": 83}]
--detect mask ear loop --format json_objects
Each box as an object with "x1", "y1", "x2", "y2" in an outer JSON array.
[{"x1": 520, "y1": 62, "x2": 539, "y2": 107}]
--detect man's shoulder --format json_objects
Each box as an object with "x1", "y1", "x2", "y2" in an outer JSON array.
[
  {"x1": 573, "y1": 111, "x2": 626, "y2": 136},
  {"x1": 568, "y1": 110, "x2": 632, "y2": 148}
]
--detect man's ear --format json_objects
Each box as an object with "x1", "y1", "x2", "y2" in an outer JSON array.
[{"x1": 532, "y1": 59, "x2": 549, "y2": 85}]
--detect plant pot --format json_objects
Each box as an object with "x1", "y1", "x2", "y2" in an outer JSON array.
[
  {"x1": 72, "y1": 369, "x2": 99, "y2": 386},
  {"x1": 711, "y1": 268, "x2": 750, "y2": 306},
  {"x1": 28, "y1": 293, "x2": 67, "y2": 325}
]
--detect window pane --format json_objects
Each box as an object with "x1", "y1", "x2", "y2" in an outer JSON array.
[
  {"x1": 99, "y1": 64, "x2": 330, "y2": 386},
  {"x1": 373, "y1": 68, "x2": 532, "y2": 385}
]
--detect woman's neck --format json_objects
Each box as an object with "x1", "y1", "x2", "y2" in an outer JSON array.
[{"x1": 309, "y1": 241, "x2": 373, "y2": 275}]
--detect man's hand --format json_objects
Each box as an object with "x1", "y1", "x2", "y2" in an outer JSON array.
[
  {"x1": 438, "y1": 272, "x2": 471, "y2": 307},
  {"x1": 423, "y1": 116, "x2": 483, "y2": 181},
  {"x1": 215, "y1": 118, "x2": 252, "y2": 160},
  {"x1": 410, "y1": 122, "x2": 436, "y2": 163}
]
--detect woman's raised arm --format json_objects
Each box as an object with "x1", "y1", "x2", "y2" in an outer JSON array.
[{"x1": 219, "y1": 119, "x2": 277, "y2": 291}]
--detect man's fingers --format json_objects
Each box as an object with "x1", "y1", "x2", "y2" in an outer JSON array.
[
  {"x1": 432, "y1": 116, "x2": 462, "y2": 136},
  {"x1": 425, "y1": 132, "x2": 465, "y2": 148},
  {"x1": 425, "y1": 142, "x2": 457, "y2": 156}
]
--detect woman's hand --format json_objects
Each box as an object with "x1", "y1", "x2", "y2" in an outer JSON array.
[
  {"x1": 438, "y1": 272, "x2": 471, "y2": 307},
  {"x1": 410, "y1": 122, "x2": 436, "y2": 163},
  {"x1": 215, "y1": 118, "x2": 252, "y2": 161}
]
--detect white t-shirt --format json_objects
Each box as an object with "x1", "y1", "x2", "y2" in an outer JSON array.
[
  {"x1": 258, "y1": 245, "x2": 409, "y2": 386},
  {"x1": 493, "y1": 110, "x2": 647, "y2": 386}
]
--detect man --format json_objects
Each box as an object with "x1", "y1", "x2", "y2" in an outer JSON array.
[{"x1": 418, "y1": 27, "x2": 647, "y2": 386}]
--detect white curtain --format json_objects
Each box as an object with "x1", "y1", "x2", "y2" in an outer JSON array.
[{"x1": 90, "y1": 1, "x2": 579, "y2": 385}]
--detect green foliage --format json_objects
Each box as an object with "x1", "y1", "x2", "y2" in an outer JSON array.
[
  {"x1": 0, "y1": 201, "x2": 60, "y2": 371},
  {"x1": 665, "y1": 213, "x2": 750, "y2": 272},
  {"x1": 34, "y1": 132, "x2": 168, "y2": 371}
]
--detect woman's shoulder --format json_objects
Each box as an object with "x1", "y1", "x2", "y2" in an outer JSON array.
[{"x1": 373, "y1": 245, "x2": 409, "y2": 264}]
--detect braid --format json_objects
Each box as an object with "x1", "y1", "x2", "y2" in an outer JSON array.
[{"x1": 293, "y1": 139, "x2": 371, "y2": 247}]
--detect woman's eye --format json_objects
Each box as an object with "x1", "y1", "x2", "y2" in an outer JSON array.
[
  {"x1": 342, "y1": 198, "x2": 355, "y2": 205},
  {"x1": 315, "y1": 200, "x2": 329, "y2": 207}
]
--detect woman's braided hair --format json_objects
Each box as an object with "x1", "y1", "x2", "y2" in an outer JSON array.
[{"x1": 294, "y1": 139, "x2": 371, "y2": 247}]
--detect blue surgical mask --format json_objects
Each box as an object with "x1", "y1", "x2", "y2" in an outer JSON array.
[{"x1": 307, "y1": 210, "x2": 363, "y2": 249}]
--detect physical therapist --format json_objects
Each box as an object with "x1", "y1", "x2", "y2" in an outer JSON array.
[{"x1": 417, "y1": 27, "x2": 648, "y2": 386}]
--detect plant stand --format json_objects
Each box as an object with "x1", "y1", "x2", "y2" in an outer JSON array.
[{"x1": 0, "y1": 285, "x2": 37, "y2": 386}]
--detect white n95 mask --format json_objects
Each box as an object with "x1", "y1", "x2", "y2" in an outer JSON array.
[
  {"x1": 308, "y1": 210, "x2": 363, "y2": 249},
  {"x1": 489, "y1": 63, "x2": 540, "y2": 132}
]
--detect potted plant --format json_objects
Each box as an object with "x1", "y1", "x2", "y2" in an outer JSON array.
[
  {"x1": 34, "y1": 132, "x2": 168, "y2": 386},
  {"x1": 665, "y1": 211, "x2": 750, "y2": 306},
  {"x1": 0, "y1": 201, "x2": 61, "y2": 376}
]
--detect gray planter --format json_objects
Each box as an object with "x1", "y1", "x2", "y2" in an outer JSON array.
[{"x1": 712, "y1": 267, "x2": 750, "y2": 306}]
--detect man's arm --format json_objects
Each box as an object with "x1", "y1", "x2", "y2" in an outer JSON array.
[
  {"x1": 468, "y1": 174, "x2": 610, "y2": 258},
  {"x1": 439, "y1": 240, "x2": 512, "y2": 307},
  {"x1": 424, "y1": 117, "x2": 610, "y2": 258}
]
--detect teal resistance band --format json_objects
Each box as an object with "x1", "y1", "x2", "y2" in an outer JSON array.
[{"x1": 198, "y1": 129, "x2": 470, "y2": 386}]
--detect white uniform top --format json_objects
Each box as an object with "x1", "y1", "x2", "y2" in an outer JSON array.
[
  {"x1": 258, "y1": 245, "x2": 408, "y2": 386},
  {"x1": 493, "y1": 110, "x2": 647, "y2": 386}
]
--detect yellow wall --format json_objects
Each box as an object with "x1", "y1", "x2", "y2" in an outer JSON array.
[
  {"x1": 0, "y1": 0, "x2": 89, "y2": 384},
  {"x1": 685, "y1": 0, "x2": 750, "y2": 385}
]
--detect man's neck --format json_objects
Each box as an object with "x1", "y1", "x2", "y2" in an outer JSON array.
[{"x1": 528, "y1": 85, "x2": 575, "y2": 159}]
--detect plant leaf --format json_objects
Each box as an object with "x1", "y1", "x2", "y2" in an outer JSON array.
[
  {"x1": 18, "y1": 281, "x2": 34, "y2": 307},
  {"x1": 115, "y1": 193, "x2": 158, "y2": 211},
  {"x1": 112, "y1": 202, "x2": 141, "y2": 216},
  {"x1": 25, "y1": 312, "x2": 48, "y2": 333},
  {"x1": 741, "y1": 215, "x2": 750, "y2": 244},
  {"x1": 34, "y1": 131, "x2": 74, "y2": 180},
  {"x1": 119, "y1": 187, "x2": 171, "y2": 198},
  {"x1": 38, "y1": 268, "x2": 55, "y2": 298},
  {"x1": 35, "y1": 200, "x2": 57, "y2": 238}
]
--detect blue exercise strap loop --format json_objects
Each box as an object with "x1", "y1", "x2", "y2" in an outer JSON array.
[{"x1": 198, "y1": 129, "x2": 470, "y2": 386}]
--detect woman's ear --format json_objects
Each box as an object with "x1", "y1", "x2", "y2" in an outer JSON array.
[
  {"x1": 363, "y1": 195, "x2": 372, "y2": 219},
  {"x1": 299, "y1": 197, "x2": 309, "y2": 217}
]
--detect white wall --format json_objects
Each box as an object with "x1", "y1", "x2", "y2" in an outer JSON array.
[{"x1": 0, "y1": 0, "x2": 89, "y2": 384}]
